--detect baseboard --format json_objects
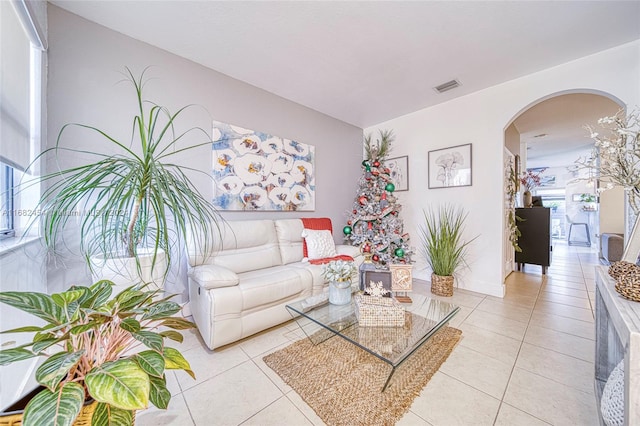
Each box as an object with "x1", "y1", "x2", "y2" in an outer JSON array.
[{"x1": 413, "y1": 271, "x2": 505, "y2": 298}]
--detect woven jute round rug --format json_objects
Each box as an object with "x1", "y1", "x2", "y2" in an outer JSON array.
[{"x1": 263, "y1": 326, "x2": 462, "y2": 426}]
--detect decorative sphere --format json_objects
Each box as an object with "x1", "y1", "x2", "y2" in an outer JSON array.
[
  {"x1": 373, "y1": 161, "x2": 380, "y2": 167},
  {"x1": 343, "y1": 226, "x2": 352, "y2": 235},
  {"x1": 358, "y1": 196, "x2": 368, "y2": 205},
  {"x1": 395, "y1": 248, "x2": 405, "y2": 258},
  {"x1": 385, "y1": 183, "x2": 395, "y2": 192},
  {"x1": 352, "y1": 209, "x2": 357, "y2": 214},
  {"x1": 372, "y1": 254, "x2": 380, "y2": 262}
]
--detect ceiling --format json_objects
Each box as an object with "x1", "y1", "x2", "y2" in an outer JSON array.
[
  {"x1": 513, "y1": 93, "x2": 621, "y2": 168},
  {"x1": 51, "y1": 1, "x2": 640, "y2": 129}
]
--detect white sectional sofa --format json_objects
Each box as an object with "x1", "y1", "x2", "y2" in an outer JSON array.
[{"x1": 186, "y1": 218, "x2": 363, "y2": 349}]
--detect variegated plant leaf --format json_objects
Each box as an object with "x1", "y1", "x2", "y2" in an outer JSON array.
[
  {"x1": 90, "y1": 402, "x2": 134, "y2": 426},
  {"x1": 85, "y1": 359, "x2": 150, "y2": 410},
  {"x1": 134, "y1": 350, "x2": 165, "y2": 378},
  {"x1": 148, "y1": 375, "x2": 171, "y2": 409},
  {"x1": 163, "y1": 347, "x2": 195, "y2": 379},
  {"x1": 0, "y1": 292, "x2": 64, "y2": 324},
  {"x1": 36, "y1": 351, "x2": 84, "y2": 391},
  {"x1": 22, "y1": 382, "x2": 85, "y2": 426}
]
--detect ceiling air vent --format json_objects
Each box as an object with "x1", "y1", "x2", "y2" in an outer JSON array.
[{"x1": 433, "y1": 79, "x2": 461, "y2": 94}]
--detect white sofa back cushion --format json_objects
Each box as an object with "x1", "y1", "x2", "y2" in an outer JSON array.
[
  {"x1": 187, "y1": 219, "x2": 283, "y2": 273},
  {"x1": 274, "y1": 219, "x2": 305, "y2": 264}
]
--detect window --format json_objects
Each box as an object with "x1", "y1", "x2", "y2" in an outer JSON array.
[
  {"x1": 0, "y1": 163, "x2": 14, "y2": 238},
  {"x1": 0, "y1": 1, "x2": 45, "y2": 239}
]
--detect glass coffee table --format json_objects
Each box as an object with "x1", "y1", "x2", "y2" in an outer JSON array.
[{"x1": 285, "y1": 293, "x2": 459, "y2": 391}]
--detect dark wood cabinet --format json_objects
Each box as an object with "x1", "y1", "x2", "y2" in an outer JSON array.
[{"x1": 515, "y1": 207, "x2": 552, "y2": 274}]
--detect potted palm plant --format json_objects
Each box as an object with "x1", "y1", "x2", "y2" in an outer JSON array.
[
  {"x1": 419, "y1": 205, "x2": 477, "y2": 297},
  {"x1": 26, "y1": 68, "x2": 221, "y2": 290},
  {"x1": 0, "y1": 281, "x2": 195, "y2": 425}
]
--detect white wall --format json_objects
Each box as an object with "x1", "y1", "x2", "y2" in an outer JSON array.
[
  {"x1": 366, "y1": 40, "x2": 640, "y2": 297},
  {"x1": 600, "y1": 186, "x2": 625, "y2": 235},
  {"x1": 46, "y1": 6, "x2": 363, "y2": 297}
]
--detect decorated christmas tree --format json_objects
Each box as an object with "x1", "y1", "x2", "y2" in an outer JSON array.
[{"x1": 342, "y1": 130, "x2": 414, "y2": 267}]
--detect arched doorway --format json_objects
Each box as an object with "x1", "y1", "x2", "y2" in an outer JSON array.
[{"x1": 503, "y1": 91, "x2": 624, "y2": 279}]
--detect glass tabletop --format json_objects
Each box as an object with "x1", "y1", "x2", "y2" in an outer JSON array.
[{"x1": 286, "y1": 292, "x2": 459, "y2": 368}]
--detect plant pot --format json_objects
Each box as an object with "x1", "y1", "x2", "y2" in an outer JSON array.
[
  {"x1": 329, "y1": 279, "x2": 352, "y2": 305},
  {"x1": 90, "y1": 248, "x2": 167, "y2": 294},
  {"x1": 0, "y1": 386, "x2": 102, "y2": 426},
  {"x1": 431, "y1": 273, "x2": 454, "y2": 297}
]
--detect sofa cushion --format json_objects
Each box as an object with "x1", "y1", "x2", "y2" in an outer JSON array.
[
  {"x1": 189, "y1": 264, "x2": 239, "y2": 289},
  {"x1": 301, "y1": 217, "x2": 333, "y2": 257},
  {"x1": 302, "y1": 229, "x2": 337, "y2": 259},
  {"x1": 187, "y1": 219, "x2": 283, "y2": 273},
  {"x1": 274, "y1": 219, "x2": 305, "y2": 264},
  {"x1": 238, "y1": 266, "x2": 311, "y2": 311}
]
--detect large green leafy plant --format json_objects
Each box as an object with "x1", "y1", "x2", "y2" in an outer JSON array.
[
  {"x1": 0, "y1": 281, "x2": 195, "y2": 425},
  {"x1": 419, "y1": 205, "x2": 477, "y2": 277},
  {"x1": 28, "y1": 67, "x2": 220, "y2": 277}
]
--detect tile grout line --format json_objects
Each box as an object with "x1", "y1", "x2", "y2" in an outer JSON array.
[{"x1": 491, "y1": 269, "x2": 544, "y2": 425}]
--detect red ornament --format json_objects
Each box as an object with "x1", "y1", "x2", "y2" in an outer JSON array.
[
  {"x1": 371, "y1": 170, "x2": 379, "y2": 176},
  {"x1": 363, "y1": 244, "x2": 371, "y2": 253},
  {"x1": 347, "y1": 220, "x2": 352, "y2": 225},
  {"x1": 381, "y1": 192, "x2": 387, "y2": 200},
  {"x1": 352, "y1": 209, "x2": 357, "y2": 214},
  {"x1": 373, "y1": 161, "x2": 380, "y2": 167},
  {"x1": 358, "y1": 196, "x2": 367, "y2": 205},
  {"x1": 372, "y1": 254, "x2": 380, "y2": 262},
  {"x1": 367, "y1": 222, "x2": 373, "y2": 230}
]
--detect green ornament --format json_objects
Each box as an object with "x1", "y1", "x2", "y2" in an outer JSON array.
[
  {"x1": 385, "y1": 183, "x2": 395, "y2": 192},
  {"x1": 343, "y1": 225, "x2": 352, "y2": 235},
  {"x1": 365, "y1": 165, "x2": 371, "y2": 172},
  {"x1": 394, "y1": 248, "x2": 405, "y2": 258},
  {"x1": 361, "y1": 160, "x2": 369, "y2": 167}
]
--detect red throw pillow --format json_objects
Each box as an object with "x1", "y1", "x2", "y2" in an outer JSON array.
[{"x1": 301, "y1": 218, "x2": 333, "y2": 258}]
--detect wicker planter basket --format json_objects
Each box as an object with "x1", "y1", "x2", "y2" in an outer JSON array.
[
  {"x1": 0, "y1": 399, "x2": 99, "y2": 426},
  {"x1": 431, "y1": 273, "x2": 454, "y2": 297},
  {"x1": 608, "y1": 261, "x2": 640, "y2": 280},
  {"x1": 615, "y1": 274, "x2": 640, "y2": 302},
  {"x1": 609, "y1": 261, "x2": 640, "y2": 302}
]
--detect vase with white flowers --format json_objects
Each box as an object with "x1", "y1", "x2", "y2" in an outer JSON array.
[
  {"x1": 321, "y1": 260, "x2": 357, "y2": 305},
  {"x1": 575, "y1": 108, "x2": 640, "y2": 215}
]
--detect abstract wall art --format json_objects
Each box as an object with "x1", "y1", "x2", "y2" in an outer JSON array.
[{"x1": 211, "y1": 121, "x2": 315, "y2": 211}]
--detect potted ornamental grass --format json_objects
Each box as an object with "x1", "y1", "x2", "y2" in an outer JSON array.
[
  {"x1": 0, "y1": 281, "x2": 195, "y2": 425},
  {"x1": 321, "y1": 260, "x2": 357, "y2": 305},
  {"x1": 419, "y1": 205, "x2": 477, "y2": 297}
]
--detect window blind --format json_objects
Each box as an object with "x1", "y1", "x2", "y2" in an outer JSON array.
[
  {"x1": 0, "y1": 1, "x2": 31, "y2": 171},
  {"x1": 0, "y1": 0, "x2": 45, "y2": 172}
]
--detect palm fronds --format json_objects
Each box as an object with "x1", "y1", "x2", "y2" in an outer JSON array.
[
  {"x1": 364, "y1": 129, "x2": 394, "y2": 161},
  {"x1": 24, "y1": 67, "x2": 222, "y2": 278}
]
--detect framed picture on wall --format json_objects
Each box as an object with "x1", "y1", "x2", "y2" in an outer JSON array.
[
  {"x1": 428, "y1": 143, "x2": 472, "y2": 189},
  {"x1": 386, "y1": 155, "x2": 409, "y2": 191}
]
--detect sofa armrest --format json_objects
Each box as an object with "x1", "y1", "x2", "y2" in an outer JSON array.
[
  {"x1": 335, "y1": 244, "x2": 362, "y2": 259},
  {"x1": 188, "y1": 264, "x2": 239, "y2": 289}
]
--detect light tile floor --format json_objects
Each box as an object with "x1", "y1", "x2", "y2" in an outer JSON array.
[{"x1": 137, "y1": 241, "x2": 599, "y2": 425}]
